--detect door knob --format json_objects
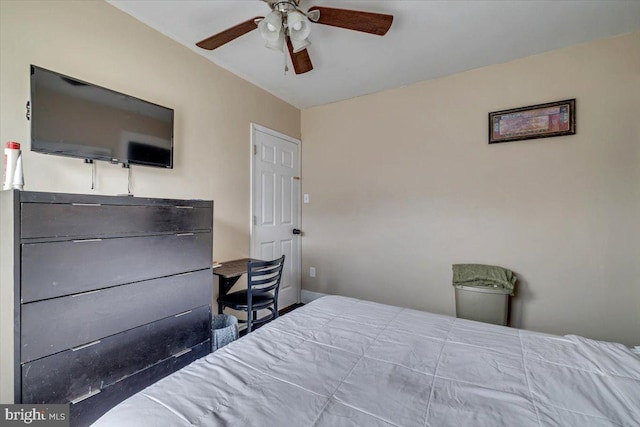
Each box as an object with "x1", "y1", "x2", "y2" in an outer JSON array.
[{"x1": 292, "y1": 228, "x2": 301, "y2": 235}]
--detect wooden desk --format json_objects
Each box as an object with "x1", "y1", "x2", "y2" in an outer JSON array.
[{"x1": 212, "y1": 258, "x2": 263, "y2": 314}]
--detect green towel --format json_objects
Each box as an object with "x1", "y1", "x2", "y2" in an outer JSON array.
[{"x1": 452, "y1": 264, "x2": 516, "y2": 295}]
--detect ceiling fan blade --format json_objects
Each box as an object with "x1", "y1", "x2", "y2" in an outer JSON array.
[
  {"x1": 307, "y1": 7, "x2": 393, "y2": 36},
  {"x1": 286, "y1": 37, "x2": 313, "y2": 75},
  {"x1": 196, "y1": 17, "x2": 263, "y2": 50}
]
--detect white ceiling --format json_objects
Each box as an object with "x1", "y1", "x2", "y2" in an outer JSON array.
[{"x1": 106, "y1": 0, "x2": 640, "y2": 109}]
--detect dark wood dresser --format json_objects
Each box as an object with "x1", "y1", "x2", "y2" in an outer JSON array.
[{"x1": 0, "y1": 190, "x2": 213, "y2": 426}]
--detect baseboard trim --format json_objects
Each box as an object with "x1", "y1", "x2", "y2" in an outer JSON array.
[{"x1": 301, "y1": 289, "x2": 328, "y2": 304}]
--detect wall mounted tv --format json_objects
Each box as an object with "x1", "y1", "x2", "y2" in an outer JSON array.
[{"x1": 30, "y1": 65, "x2": 174, "y2": 168}]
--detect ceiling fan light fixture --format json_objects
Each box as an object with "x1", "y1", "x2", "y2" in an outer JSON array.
[
  {"x1": 264, "y1": 30, "x2": 285, "y2": 51},
  {"x1": 290, "y1": 37, "x2": 311, "y2": 54},
  {"x1": 258, "y1": 10, "x2": 283, "y2": 42},
  {"x1": 287, "y1": 10, "x2": 311, "y2": 40}
]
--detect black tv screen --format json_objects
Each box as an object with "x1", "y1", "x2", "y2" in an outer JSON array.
[{"x1": 30, "y1": 65, "x2": 174, "y2": 168}]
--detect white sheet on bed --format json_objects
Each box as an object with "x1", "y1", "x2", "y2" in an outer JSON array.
[{"x1": 93, "y1": 296, "x2": 640, "y2": 426}]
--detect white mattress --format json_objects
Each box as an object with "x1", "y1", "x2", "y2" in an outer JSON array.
[{"x1": 93, "y1": 296, "x2": 640, "y2": 426}]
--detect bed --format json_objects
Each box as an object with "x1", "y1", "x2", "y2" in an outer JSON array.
[{"x1": 93, "y1": 296, "x2": 640, "y2": 426}]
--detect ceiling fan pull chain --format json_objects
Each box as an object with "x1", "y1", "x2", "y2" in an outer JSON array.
[{"x1": 284, "y1": 49, "x2": 289, "y2": 75}]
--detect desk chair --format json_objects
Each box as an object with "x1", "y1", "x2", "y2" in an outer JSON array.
[{"x1": 217, "y1": 255, "x2": 285, "y2": 333}]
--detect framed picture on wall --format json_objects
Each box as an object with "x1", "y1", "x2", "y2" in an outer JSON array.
[{"x1": 488, "y1": 99, "x2": 576, "y2": 144}]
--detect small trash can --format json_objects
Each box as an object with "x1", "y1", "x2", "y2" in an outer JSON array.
[
  {"x1": 211, "y1": 314, "x2": 238, "y2": 352},
  {"x1": 454, "y1": 285, "x2": 511, "y2": 326}
]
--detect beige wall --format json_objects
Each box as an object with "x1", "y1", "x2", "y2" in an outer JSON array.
[
  {"x1": 301, "y1": 32, "x2": 640, "y2": 346},
  {"x1": 0, "y1": 0, "x2": 300, "y2": 262}
]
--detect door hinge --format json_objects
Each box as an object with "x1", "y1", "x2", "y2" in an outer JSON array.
[
  {"x1": 293, "y1": 176, "x2": 301, "y2": 180},
  {"x1": 253, "y1": 215, "x2": 257, "y2": 226},
  {"x1": 253, "y1": 145, "x2": 257, "y2": 155}
]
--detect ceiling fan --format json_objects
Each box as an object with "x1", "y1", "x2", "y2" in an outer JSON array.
[{"x1": 196, "y1": 0, "x2": 393, "y2": 75}]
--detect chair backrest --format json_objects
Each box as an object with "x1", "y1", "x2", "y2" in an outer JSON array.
[{"x1": 247, "y1": 255, "x2": 285, "y2": 297}]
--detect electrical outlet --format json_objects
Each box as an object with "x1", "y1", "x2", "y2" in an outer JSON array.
[{"x1": 309, "y1": 267, "x2": 316, "y2": 278}]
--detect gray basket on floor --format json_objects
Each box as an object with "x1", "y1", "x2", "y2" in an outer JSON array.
[{"x1": 211, "y1": 314, "x2": 238, "y2": 352}]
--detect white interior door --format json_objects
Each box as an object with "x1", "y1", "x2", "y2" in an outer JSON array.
[{"x1": 251, "y1": 124, "x2": 301, "y2": 309}]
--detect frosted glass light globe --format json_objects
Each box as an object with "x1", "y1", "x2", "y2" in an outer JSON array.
[{"x1": 267, "y1": 23, "x2": 276, "y2": 32}]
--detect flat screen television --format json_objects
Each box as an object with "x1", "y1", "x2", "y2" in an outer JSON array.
[{"x1": 30, "y1": 65, "x2": 174, "y2": 168}]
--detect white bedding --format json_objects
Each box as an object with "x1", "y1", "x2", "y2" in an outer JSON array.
[{"x1": 93, "y1": 296, "x2": 640, "y2": 426}]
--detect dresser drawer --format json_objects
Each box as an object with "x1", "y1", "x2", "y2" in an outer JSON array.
[
  {"x1": 70, "y1": 340, "x2": 210, "y2": 427},
  {"x1": 22, "y1": 305, "x2": 210, "y2": 403},
  {"x1": 21, "y1": 269, "x2": 212, "y2": 363},
  {"x1": 21, "y1": 202, "x2": 212, "y2": 240},
  {"x1": 21, "y1": 232, "x2": 212, "y2": 302}
]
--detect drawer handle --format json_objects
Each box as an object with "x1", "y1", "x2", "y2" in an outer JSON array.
[
  {"x1": 175, "y1": 206, "x2": 194, "y2": 209},
  {"x1": 174, "y1": 272, "x2": 193, "y2": 278},
  {"x1": 72, "y1": 290, "x2": 101, "y2": 298},
  {"x1": 172, "y1": 348, "x2": 192, "y2": 358},
  {"x1": 175, "y1": 233, "x2": 194, "y2": 237},
  {"x1": 72, "y1": 203, "x2": 102, "y2": 207},
  {"x1": 71, "y1": 238, "x2": 103, "y2": 243},
  {"x1": 71, "y1": 340, "x2": 101, "y2": 352},
  {"x1": 175, "y1": 310, "x2": 192, "y2": 318},
  {"x1": 70, "y1": 389, "x2": 101, "y2": 404}
]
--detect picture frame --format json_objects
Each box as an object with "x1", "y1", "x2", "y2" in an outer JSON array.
[{"x1": 488, "y1": 99, "x2": 576, "y2": 144}]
